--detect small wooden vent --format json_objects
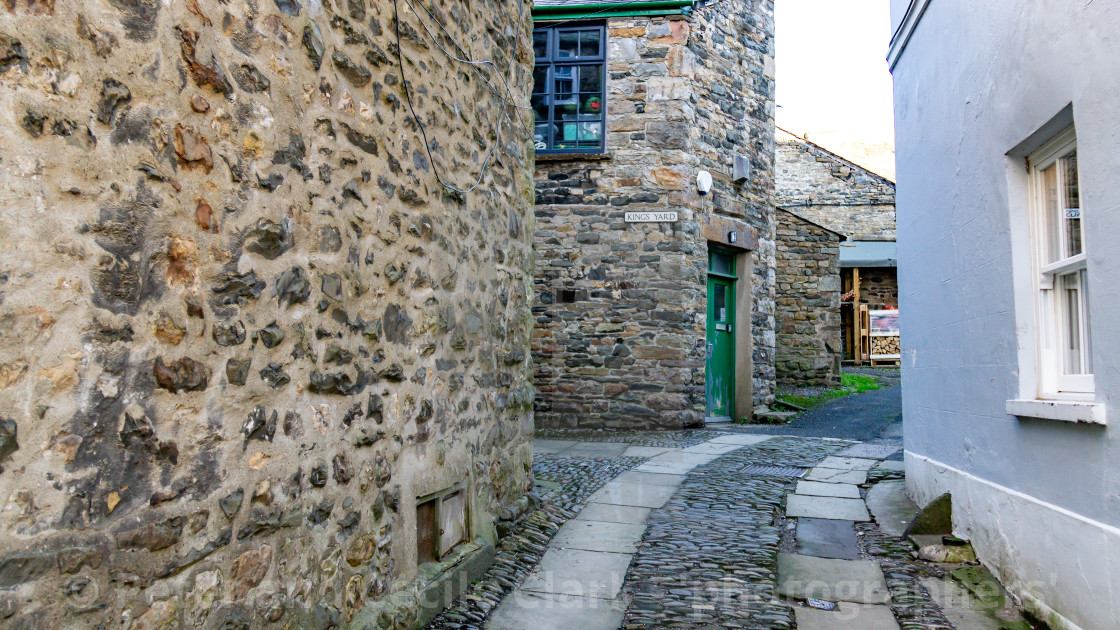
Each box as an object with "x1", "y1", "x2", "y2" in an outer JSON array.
[
  {"x1": 416, "y1": 497, "x2": 438, "y2": 564},
  {"x1": 416, "y1": 482, "x2": 469, "y2": 565}
]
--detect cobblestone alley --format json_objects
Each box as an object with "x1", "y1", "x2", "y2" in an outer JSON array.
[{"x1": 429, "y1": 384, "x2": 1033, "y2": 630}]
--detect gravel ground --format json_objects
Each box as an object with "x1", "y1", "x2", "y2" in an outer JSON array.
[
  {"x1": 620, "y1": 437, "x2": 847, "y2": 629},
  {"x1": 426, "y1": 454, "x2": 644, "y2": 629}
]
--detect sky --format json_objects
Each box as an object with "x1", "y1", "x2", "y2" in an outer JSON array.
[{"x1": 774, "y1": 0, "x2": 897, "y2": 180}]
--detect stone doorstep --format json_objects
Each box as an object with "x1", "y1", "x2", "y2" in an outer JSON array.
[
  {"x1": 794, "y1": 603, "x2": 900, "y2": 630},
  {"x1": 786, "y1": 494, "x2": 871, "y2": 522},
  {"x1": 550, "y1": 520, "x2": 646, "y2": 554},
  {"x1": 520, "y1": 548, "x2": 634, "y2": 600},
  {"x1": 804, "y1": 467, "x2": 869, "y2": 484},
  {"x1": 816, "y1": 456, "x2": 880, "y2": 471},
  {"x1": 795, "y1": 480, "x2": 861, "y2": 499},
  {"x1": 486, "y1": 591, "x2": 626, "y2": 630},
  {"x1": 777, "y1": 553, "x2": 892, "y2": 605}
]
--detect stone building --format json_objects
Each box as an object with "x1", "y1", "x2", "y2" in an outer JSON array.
[
  {"x1": 0, "y1": 0, "x2": 535, "y2": 627},
  {"x1": 531, "y1": 0, "x2": 777, "y2": 429},
  {"x1": 775, "y1": 210, "x2": 843, "y2": 385},
  {"x1": 776, "y1": 135, "x2": 897, "y2": 364}
]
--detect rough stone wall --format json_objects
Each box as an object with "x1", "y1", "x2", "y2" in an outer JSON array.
[
  {"x1": 858, "y1": 268, "x2": 898, "y2": 308},
  {"x1": 689, "y1": 0, "x2": 778, "y2": 407},
  {"x1": 532, "y1": 0, "x2": 776, "y2": 430},
  {"x1": 775, "y1": 139, "x2": 895, "y2": 241},
  {"x1": 0, "y1": 0, "x2": 535, "y2": 627},
  {"x1": 775, "y1": 211, "x2": 841, "y2": 385}
]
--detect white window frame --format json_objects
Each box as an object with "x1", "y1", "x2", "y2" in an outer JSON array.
[{"x1": 1027, "y1": 126, "x2": 1093, "y2": 398}]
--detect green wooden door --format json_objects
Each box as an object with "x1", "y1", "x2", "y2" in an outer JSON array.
[{"x1": 706, "y1": 253, "x2": 736, "y2": 419}]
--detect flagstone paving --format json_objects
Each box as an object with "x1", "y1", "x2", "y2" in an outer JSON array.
[
  {"x1": 795, "y1": 518, "x2": 861, "y2": 560},
  {"x1": 867, "y1": 480, "x2": 920, "y2": 537},
  {"x1": 431, "y1": 429, "x2": 970, "y2": 630},
  {"x1": 796, "y1": 480, "x2": 862, "y2": 498},
  {"x1": 786, "y1": 494, "x2": 872, "y2": 521},
  {"x1": 777, "y1": 553, "x2": 892, "y2": 604}
]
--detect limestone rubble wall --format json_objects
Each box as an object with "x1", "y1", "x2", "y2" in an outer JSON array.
[
  {"x1": 775, "y1": 140, "x2": 895, "y2": 241},
  {"x1": 0, "y1": 0, "x2": 534, "y2": 626},
  {"x1": 775, "y1": 210, "x2": 841, "y2": 386}
]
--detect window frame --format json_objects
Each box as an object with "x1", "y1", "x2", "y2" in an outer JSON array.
[
  {"x1": 1027, "y1": 126, "x2": 1093, "y2": 397},
  {"x1": 532, "y1": 22, "x2": 607, "y2": 155}
]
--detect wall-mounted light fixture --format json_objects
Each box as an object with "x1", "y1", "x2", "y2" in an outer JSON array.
[
  {"x1": 696, "y1": 170, "x2": 713, "y2": 196},
  {"x1": 728, "y1": 231, "x2": 738, "y2": 244}
]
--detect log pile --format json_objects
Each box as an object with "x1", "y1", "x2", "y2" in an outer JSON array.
[{"x1": 871, "y1": 335, "x2": 901, "y2": 356}]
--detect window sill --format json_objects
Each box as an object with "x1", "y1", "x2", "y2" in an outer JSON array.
[
  {"x1": 535, "y1": 152, "x2": 610, "y2": 163},
  {"x1": 1006, "y1": 399, "x2": 1106, "y2": 425}
]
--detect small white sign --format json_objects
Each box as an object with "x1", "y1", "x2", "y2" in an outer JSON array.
[{"x1": 625, "y1": 211, "x2": 678, "y2": 223}]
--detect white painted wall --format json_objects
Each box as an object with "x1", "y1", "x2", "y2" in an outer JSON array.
[{"x1": 890, "y1": 1, "x2": 1120, "y2": 628}]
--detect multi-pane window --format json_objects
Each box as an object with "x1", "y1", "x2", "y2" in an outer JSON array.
[
  {"x1": 532, "y1": 24, "x2": 606, "y2": 153},
  {"x1": 1030, "y1": 127, "x2": 1092, "y2": 394}
]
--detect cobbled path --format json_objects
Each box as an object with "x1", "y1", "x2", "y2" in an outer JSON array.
[
  {"x1": 621, "y1": 437, "x2": 848, "y2": 629},
  {"x1": 431, "y1": 431, "x2": 967, "y2": 630},
  {"x1": 427, "y1": 454, "x2": 644, "y2": 629},
  {"x1": 860, "y1": 523, "x2": 955, "y2": 629}
]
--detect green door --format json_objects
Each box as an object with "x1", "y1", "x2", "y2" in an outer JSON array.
[{"x1": 706, "y1": 251, "x2": 736, "y2": 420}]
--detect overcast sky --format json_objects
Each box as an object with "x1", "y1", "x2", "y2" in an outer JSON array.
[{"x1": 775, "y1": 0, "x2": 897, "y2": 179}]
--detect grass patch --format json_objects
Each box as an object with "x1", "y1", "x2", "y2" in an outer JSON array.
[{"x1": 776, "y1": 373, "x2": 882, "y2": 411}]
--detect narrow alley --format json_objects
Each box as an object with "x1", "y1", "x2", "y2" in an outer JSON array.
[{"x1": 429, "y1": 376, "x2": 1031, "y2": 629}]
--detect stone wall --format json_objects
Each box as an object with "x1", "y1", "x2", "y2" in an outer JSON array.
[
  {"x1": 0, "y1": 0, "x2": 535, "y2": 627},
  {"x1": 532, "y1": 0, "x2": 776, "y2": 429},
  {"x1": 859, "y1": 268, "x2": 898, "y2": 308},
  {"x1": 775, "y1": 139, "x2": 895, "y2": 241},
  {"x1": 775, "y1": 210, "x2": 842, "y2": 385}
]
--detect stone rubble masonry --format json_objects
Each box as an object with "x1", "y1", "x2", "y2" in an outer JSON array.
[
  {"x1": 532, "y1": 1, "x2": 777, "y2": 430},
  {"x1": 0, "y1": 0, "x2": 535, "y2": 627},
  {"x1": 776, "y1": 210, "x2": 842, "y2": 386},
  {"x1": 775, "y1": 139, "x2": 895, "y2": 241},
  {"x1": 858, "y1": 267, "x2": 899, "y2": 309}
]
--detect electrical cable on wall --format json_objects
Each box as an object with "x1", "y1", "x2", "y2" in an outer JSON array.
[
  {"x1": 394, "y1": 0, "x2": 527, "y2": 194},
  {"x1": 402, "y1": 0, "x2": 531, "y2": 115}
]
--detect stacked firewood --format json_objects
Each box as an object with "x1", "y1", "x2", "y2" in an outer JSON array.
[{"x1": 871, "y1": 335, "x2": 901, "y2": 355}]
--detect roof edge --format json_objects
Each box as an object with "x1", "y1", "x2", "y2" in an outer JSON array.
[
  {"x1": 777, "y1": 128, "x2": 896, "y2": 187},
  {"x1": 777, "y1": 208, "x2": 848, "y2": 241}
]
